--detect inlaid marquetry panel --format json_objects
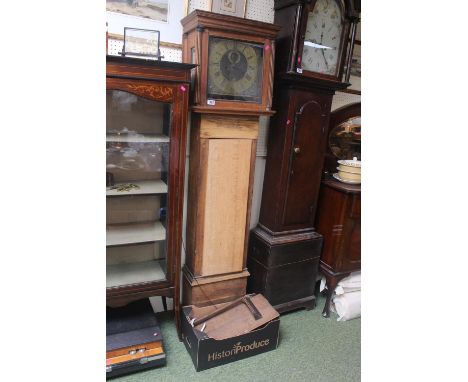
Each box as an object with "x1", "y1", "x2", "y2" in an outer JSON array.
[{"x1": 107, "y1": 78, "x2": 174, "y2": 102}]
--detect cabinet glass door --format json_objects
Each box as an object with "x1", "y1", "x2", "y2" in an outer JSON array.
[{"x1": 106, "y1": 89, "x2": 171, "y2": 289}]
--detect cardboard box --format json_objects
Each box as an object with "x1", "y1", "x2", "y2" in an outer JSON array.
[{"x1": 181, "y1": 305, "x2": 280, "y2": 371}]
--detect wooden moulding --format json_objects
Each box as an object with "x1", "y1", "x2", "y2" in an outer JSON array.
[
  {"x1": 106, "y1": 56, "x2": 194, "y2": 83},
  {"x1": 191, "y1": 106, "x2": 276, "y2": 116},
  {"x1": 254, "y1": 224, "x2": 322, "y2": 246},
  {"x1": 182, "y1": 265, "x2": 250, "y2": 307},
  {"x1": 200, "y1": 115, "x2": 259, "y2": 139},
  {"x1": 181, "y1": 10, "x2": 280, "y2": 39}
]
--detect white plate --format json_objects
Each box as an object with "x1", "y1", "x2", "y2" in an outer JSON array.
[
  {"x1": 333, "y1": 173, "x2": 361, "y2": 184},
  {"x1": 337, "y1": 157, "x2": 361, "y2": 168},
  {"x1": 337, "y1": 166, "x2": 361, "y2": 174}
]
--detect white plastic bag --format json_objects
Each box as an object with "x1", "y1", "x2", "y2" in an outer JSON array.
[
  {"x1": 332, "y1": 290, "x2": 361, "y2": 321},
  {"x1": 335, "y1": 271, "x2": 361, "y2": 295}
]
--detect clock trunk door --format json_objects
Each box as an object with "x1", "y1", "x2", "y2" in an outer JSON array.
[{"x1": 282, "y1": 100, "x2": 326, "y2": 227}]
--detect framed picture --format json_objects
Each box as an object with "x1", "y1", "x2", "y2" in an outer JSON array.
[
  {"x1": 121, "y1": 27, "x2": 161, "y2": 58},
  {"x1": 106, "y1": 0, "x2": 184, "y2": 45},
  {"x1": 183, "y1": 0, "x2": 190, "y2": 16},
  {"x1": 211, "y1": 0, "x2": 247, "y2": 18},
  {"x1": 106, "y1": 0, "x2": 169, "y2": 22}
]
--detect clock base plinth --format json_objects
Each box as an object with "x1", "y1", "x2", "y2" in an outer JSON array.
[
  {"x1": 182, "y1": 265, "x2": 250, "y2": 307},
  {"x1": 246, "y1": 225, "x2": 322, "y2": 314}
]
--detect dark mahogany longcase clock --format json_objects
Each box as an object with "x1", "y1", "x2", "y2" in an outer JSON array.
[{"x1": 247, "y1": 0, "x2": 360, "y2": 313}]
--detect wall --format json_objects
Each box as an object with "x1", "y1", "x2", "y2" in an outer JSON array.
[{"x1": 332, "y1": 91, "x2": 361, "y2": 111}]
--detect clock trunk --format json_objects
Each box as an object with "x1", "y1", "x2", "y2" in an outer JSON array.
[{"x1": 259, "y1": 86, "x2": 333, "y2": 233}]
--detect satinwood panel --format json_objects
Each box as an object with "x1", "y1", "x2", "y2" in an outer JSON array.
[{"x1": 201, "y1": 138, "x2": 253, "y2": 275}]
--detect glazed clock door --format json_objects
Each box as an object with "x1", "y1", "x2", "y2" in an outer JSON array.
[
  {"x1": 302, "y1": 0, "x2": 343, "y2": 75},
  {"x1": 106, "y1": 82, "x2": 174, "y2": 292},
  {"x1": 207, "y1": 37, "x2": 264, "y2": 102},
  {"x1": 282, "y1": 100, "x2": 327, "y2": 228},
  {"x1": 299, "y1": 0, "x2": 348, "y2": 80}
]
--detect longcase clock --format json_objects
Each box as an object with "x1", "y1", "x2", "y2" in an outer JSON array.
[
  {"x1": 181, "y1": 11, "x2": 279, "y2": 307},
  {"x1": 247, "y1": 0, "x2": 360, "y2": 313}
]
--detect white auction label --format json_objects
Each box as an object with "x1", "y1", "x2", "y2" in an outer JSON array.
[
  {"x1": 207, "y1": 99, "x2": 216, "y2": 106},
  {"x1": 297, "y1": 68, "x2": 303, "y2": 74}
]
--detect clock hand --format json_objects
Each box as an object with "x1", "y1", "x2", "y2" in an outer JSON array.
[
  {"x1": 304, "y1": 41, "x2": 334, "y2": 50},
  {"x1": 321, "y1": 49, "x2": 329, "y2": 69}
]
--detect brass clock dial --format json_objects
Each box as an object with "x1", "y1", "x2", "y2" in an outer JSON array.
[
  {"x1": 302, "y1": 0, "x2": 343, "y2": 76},
  {"x1": 207, "y1": 37, "x2": 263, "y2": 103}
]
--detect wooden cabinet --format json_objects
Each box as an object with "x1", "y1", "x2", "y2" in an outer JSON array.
[
  {"x1": 316, "y1": 179, "x2": 361, "y2": 317},
  {"x1": 106, "y1": 56, "x2": 195, "y2": 336},
  {"x1": 316, "y1": 101, "x2": 361, "y2": 317}
]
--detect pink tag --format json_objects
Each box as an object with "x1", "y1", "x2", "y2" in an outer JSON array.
[
  {"x1": 286, "y1": 119, "x2": 291, "y2": 125},
  {"x1": 297, "y1": 56, "x2": 301, "y2": 64},
  {"x1": 180, "y1": 85, "x2": 187, "y2": 92},
  {"x1": 265, "y1": 43, "x2": 270, "y2": 51}
]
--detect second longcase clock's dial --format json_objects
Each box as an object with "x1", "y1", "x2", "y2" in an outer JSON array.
[
  {"x1": 302, "y1": 0, "x2": 343, "y2": 76},
  {"x1": 207, "y1": 37, "x2": 264, "y2": 103}
]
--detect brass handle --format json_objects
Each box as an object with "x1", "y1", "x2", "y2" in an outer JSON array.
[{"x1": 294, "y1": 147, "x2": 301, "y2": 154}]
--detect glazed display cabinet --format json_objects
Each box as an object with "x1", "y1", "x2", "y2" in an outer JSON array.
[{"x1": 106, "y1": 56, "x2": 195, "y2": 336}]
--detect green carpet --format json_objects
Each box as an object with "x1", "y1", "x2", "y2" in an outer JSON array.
[{"x1": 113, "y1": 295, "x2": 360, "y2": 382}]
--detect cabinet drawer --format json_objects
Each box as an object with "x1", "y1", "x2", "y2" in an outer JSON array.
[{"x1": 350, "y1": 195, "x2": 361, "y2": 218}]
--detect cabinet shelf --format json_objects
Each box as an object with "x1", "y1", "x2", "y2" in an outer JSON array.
[
  {"x1": 106, "y1": 134, "x2": 170, "y2": 143},
  {"x1": 106, "y1": 260, "x2": 166, "y2": 288},
  {"x1": 106, "y1": 222, "x2": 166, "y2": 247},
  {"x1": 106, "y1": 180, "x2": 168, "y2": 196}
]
